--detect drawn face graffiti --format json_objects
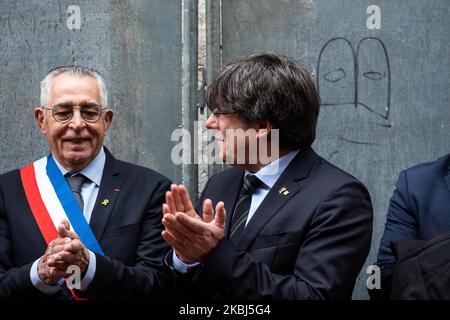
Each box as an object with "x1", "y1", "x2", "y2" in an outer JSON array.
[{"x1": 316, "y1": 37, "x2": 391, "y2": 150}]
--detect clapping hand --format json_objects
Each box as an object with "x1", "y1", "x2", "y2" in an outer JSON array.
[
  {"x1": 161, "y1": 184, "x2": 226, "y2": 263},
  {"x1": 38, "y1": 219, "x2": 89, "y2": 284}
]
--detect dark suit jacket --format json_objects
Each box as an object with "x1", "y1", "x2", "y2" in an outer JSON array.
[
  {"x1": 371, "y1": 153, "x2": 450, "y2": 300},
  {"x1": 170, "y1": 147, "x2": 373, "y2": 300},
  {"x1": 0, "y1": 148, "x2": 171, "y2": 299}
]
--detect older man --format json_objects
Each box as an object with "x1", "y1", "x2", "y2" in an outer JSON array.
[
  {"x1": 162, "y1": 52, "x2": 373, "y2": 300},
  {"x1": 0, "y1": 66, "x2": 171, "y2": 299}
]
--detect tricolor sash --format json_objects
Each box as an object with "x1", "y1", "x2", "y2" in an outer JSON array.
[{"x1": 20, "y1": 155, "x2": 104, "y2": 256}]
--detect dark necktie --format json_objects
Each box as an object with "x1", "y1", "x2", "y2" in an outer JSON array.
[
  {"x1": 229, "y1": 174, "x2": 263, "y2": 243},
  {"x1": 65, "y1": 174, "x2": 88, "y2": 212}
]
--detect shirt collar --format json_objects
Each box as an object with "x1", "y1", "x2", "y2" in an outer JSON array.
[
  {"x1": 245, "y1": 150, "x2": 299, "y2": 189},
  {"x1": 52, "y1": 146, "x2": 106, "y2": 187}
]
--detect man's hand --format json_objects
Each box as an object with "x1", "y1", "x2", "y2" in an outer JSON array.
[
  {"x1": 165, "y1": 184, "x2": 200, "y2": 219},
  {"x1": 37, "y1": 237, "x2": 72, "y2": 285},
  {"x1": 161, "y1": 184, "x2": 226, "y2": 263},
  {"x1": 38, "y1": 219, "x2": 90, "y2": 284}
]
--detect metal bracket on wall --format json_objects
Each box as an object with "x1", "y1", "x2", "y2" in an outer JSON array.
[{"x1": 197, "y1": 68, "x2": 206, "y2": 113}]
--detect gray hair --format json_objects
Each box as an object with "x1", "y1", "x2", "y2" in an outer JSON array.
[{"x1": 40, "y1": 66, "x2": 108, "y2": 108}]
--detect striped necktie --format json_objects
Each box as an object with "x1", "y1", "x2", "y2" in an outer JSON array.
[{"x1": 229, "y1": 174, "x2": 263, "y2": 243}]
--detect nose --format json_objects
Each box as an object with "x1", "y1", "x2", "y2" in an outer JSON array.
[
  {"x1": 205, "y1": 113, "x2": 218, "y2": 129},
  {"x1": 68, "y1": 108, "x2": 87, "y2": 130}
]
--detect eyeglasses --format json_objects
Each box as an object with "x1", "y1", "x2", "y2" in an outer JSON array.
[{"x1": 44, "y1": 103, "x2": 105, "y2": 123}]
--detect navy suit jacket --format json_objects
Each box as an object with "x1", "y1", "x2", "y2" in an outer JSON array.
[
  {"x1": 170, "y1": 147, "x2": 373, "y2": 300},
  {"x1": 372, "y1": 153, "x2": 450, "y2": 299},
  {"x1": 0, "y1": 148, "x2": 171, "y2": 299}
]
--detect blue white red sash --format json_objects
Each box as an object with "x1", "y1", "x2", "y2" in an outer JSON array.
[{"x1": 20, "y1": 155, "x2": 104, "y2": 256}]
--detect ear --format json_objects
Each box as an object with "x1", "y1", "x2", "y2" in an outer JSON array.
[
  {"x1": 255, "y1": 121, "x2": 273, "y2": 139},
  {"x1": 103, "y1": 109, "x2": 114, "y2": 130},
  {"x1": 34, "y1": 107, "x2": 46, "y2": 134}
]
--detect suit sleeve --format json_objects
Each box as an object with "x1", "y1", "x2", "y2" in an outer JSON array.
[
  {"x1": 78, "y1": 178, "x2": 172, "y2": 300},
  {"x1": 370, "y1": 170, "x2": 418, "y2": 300},
  {"x1": 161, "y1": 177, "x2": 212, "y2": 300},
  {"x1": 0, "y1": 181, "x2": 53, "y2": 299},
  {"x1": 194, "y1": 180, "x2": 373, "y2": 300},
  {"x1": 0, "y1": 202, "x2": 37, "y2": 299}
]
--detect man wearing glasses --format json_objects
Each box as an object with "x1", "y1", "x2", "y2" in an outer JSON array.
[
  {"x1": 162, "y1": 52, "x2": 373, "y2": 299},
  {"x1": 0, "y1": 66, "x2": 171, "y2": 299}
]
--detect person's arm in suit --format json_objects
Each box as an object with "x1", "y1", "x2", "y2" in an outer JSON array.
[
  {"x1": 0, "y1": 181, "x2": 54, "y2": 299},
  {"x1": 370, "y1": 170, "x2": 418, "y2": 300},
  {"x1": 161, "y1": 180, "x2": 212, "y2": 300},
  {"x1": 76, "y1": 178, "x2": 172, "y2": 300}
]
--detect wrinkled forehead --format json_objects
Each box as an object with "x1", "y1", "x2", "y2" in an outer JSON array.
[{"x1": 49, "y1": 73, "x2": 101, "y2": 104}]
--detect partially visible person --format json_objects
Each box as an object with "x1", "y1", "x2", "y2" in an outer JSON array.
[
  {"x1": 162, "y1": 51, "x2": 373, "y2": 300},
  {"x1": 0, "y1": 66, "x2": 171, "y2": 299},
  {"x1": 370, "y1": 153, "x2": 450, "y2": 299}
]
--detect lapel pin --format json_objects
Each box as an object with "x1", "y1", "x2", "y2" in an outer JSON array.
[
  {"x1": 101, "y1": 199, "x2": 110, "y2": 206},
  {"x1": 279, "y1": 187, "x2": 289, "y2": 196}
]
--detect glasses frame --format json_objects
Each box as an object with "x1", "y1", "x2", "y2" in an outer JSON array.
[{"x1": 44, "y1": 104, "x2": 106, "y2": 124}]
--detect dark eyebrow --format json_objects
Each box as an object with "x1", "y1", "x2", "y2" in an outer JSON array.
[
  {"x1": 53, "y1": 102, "x2": 74, "y2": 108},
  {"x1": 79, "y1": 102, "x2": 100, "y2": 108},
  {"x1": 52, "y1": 102, "x2": 100, "y2": 108}
]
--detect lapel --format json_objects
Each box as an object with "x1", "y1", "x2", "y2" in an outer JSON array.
[
  {"x1": 236, "y1": 147, "x2": 318, "y2": 250},
  {"x1": 218, "y1": 168, "x2": 245, "y2": 237},
  {"x1": 89, "y1": 148, "x2": 123, "y2": 242},
  {"x1": 445, "y1": 159, "x2": 450, "y2": 198}
]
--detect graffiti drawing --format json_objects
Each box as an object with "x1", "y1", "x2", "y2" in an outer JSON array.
[{"x1": 317, "y1": 37, "x2": 391, "y2": 146}]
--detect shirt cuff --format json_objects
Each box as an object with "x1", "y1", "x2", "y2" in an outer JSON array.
[
  {"x1": 171, "y1": 251, "x2": 201, "y2": 273},
  {"x1": 30, "y1": 258, "x2": 63, "y2": 295},
  {"x1": 78, "y1": 250, "x2": 96, "y2": 291}
]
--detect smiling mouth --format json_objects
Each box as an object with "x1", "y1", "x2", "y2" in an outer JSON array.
[{"x1": 63, "y1": 137, "x2": 90, "y2": 144}]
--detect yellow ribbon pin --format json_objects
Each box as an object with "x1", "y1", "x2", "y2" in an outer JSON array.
[
  {"x1": 279, "y1": 187, "x2": 289, "y2": 196},
  {"x1": 101, "y1": 199, "x2": 109, "y2": 206}
]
